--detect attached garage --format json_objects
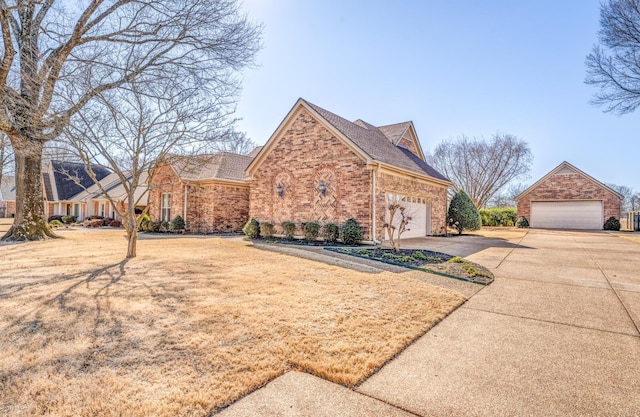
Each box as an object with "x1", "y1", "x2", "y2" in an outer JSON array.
[
  {"x1": 385, "y1": 195, "x2": 432, "y2": 239},
  {"x1": 530, "y1": 201, "x2": 603, "y2": 230},
  {"x1": 516, "y1": 162, "x2": 622, "y2": 230}
]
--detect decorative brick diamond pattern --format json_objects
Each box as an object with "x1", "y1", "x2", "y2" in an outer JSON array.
[{"x1": 312, "y1": 169, "x2": 337, "y2": 224}]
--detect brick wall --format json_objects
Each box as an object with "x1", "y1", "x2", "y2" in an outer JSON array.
[
  {"x1": 148, "y1": 164, "x2": 186, "y2": 222},
  {"x1": 517, "y1": 172, "x2": 621, "y2": 222},
  {"x1": 186, "y1": 183, "x2": 249, "y2": 233},
  {"x1": 375, "y1": 172, "x2": 449, "y2": 238},
  {"x1": 249, "y1": 107, "x2": 373, "y2": 238}
]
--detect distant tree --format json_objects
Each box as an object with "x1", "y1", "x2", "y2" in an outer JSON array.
[
  {"x1": 432, "y1": 133, "x2": 533, "y2": 208},
  {"x1": 606, "y1": 183, "x2": 635, "y2": 214},
  {"x1": 586, "y1": 0, "x2": 640, "y2": 114},
  {"x1": 213, "y1": 131, "x2": 257, "y2": 155},
  {"x1": 0, "y1": 0, "x2": 260, "y2": 242},
  {"x1": 631, "y1": 193, "x2": 640, "y2": 212},
  {"x1": 0, "y1": 134, "x2": 13, "y2": 187},
  {"x1": 487, "y1": 182, "x2": 529, "y2": 208},
  {"x1": 448, "y1": 190, "x2": 481, "y2": 235}
]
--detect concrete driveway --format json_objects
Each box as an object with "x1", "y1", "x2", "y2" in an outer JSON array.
[{"x1": 219, "y1": 229, "x2": 640, "y2": 416}]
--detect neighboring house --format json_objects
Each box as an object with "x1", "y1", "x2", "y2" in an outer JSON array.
[
  {"x1": 0, "y1": 175, "x2": 16, "y2": 218},
  {"x1": 516, "y1": 161, "x2": 623, "y2": 229},
  {"x1": 73, "y1": 172, "x2": 149, "y2": 221},
  {"x1": 43, "y1": 160, "x2": 112, "y2": 220},
  {"x1": 148, "y1": 153, "x2": 252, "y2": 233},
  {"x1": 246, "y1": 98, "x2": 452, "y2": 241}
]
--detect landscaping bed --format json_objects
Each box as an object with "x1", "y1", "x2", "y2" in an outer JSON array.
[{"x1": 328, "y1": 247, "x2": 494, "y2": 285}]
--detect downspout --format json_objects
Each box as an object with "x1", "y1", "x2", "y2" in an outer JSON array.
[
  {"x1": 183, "y1": 183, "x2": 188, "y2": 228},
  {"x1": 371, "y1": 167, "x2": 379, "y2": 244}
]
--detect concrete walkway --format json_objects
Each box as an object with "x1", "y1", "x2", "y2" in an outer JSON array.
[{"x1": 218, "y1": 229, "x2": 640, "y2": 416}]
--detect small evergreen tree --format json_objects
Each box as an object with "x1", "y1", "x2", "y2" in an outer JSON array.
[
  {"x1": 170, "y1": 215, "x2": 186, "y2": 232},
  {"x1": 448, "y1": 190, "x2": 481, "y2": 235}
]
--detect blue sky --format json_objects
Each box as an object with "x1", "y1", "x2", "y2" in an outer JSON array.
[{"x1": 236, "y1": 0, "x2": 639, "y2": 191}]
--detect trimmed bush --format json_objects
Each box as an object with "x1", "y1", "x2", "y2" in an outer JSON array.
[
  {"x1": 61, "y1": 215, "x2": 77, "y2": 224},
  {"x1": 160, "y1": 221, "x2": 170, "y2": 232},
  {"x1": 516, "y1": 216, "x2": 529, "y2": 228},
  {"x1": 479, "y1": 207, "x2": 517, "y2": 227},
  {"x1": 282, "y1": 221, "x2": 296, "y2": 240},
  {"x1": 85, "y1": 219, "x2": 104, "y2": 228},
  {"x1": 48, "y1": 215, "x2": 64, "y2": 223},
  {"x1": 86, "y1": 215, "x2": 104, "y2": 221},
  {"x1": 603, "y1": 216, "x2": 621, "y2": 231},
  {"x1": 448, "y1": 190, "x2": 481, "y2": 234},
  {"x1": 109, "y1": 219, "x2": 122, "y2": 228},
  {"x1": 411, "y1": 251, "x2": 427, "y2": 260},
  {"x1": 170, "y1": 215, "x2": 186, "y2": 232},
  {"x1": 260, "y1": 222, "x2": 274, "y2": 238},
  {"x1": 49, "y1": 220, "x2": 64, "y2": 228},
  {"x1": 322, "y1": 223, "x2": 340, "y2": 243},
  {"x1": 242, "y1": 218, "x2": 260, "y2": 238},
  {"x1": 341, "y1": 218, "x2": 363, "y2": 245},
  {"x1": 302, "y1": 221, "x2": 321, "y2": 241}
]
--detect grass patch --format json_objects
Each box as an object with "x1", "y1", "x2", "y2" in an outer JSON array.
[{"x1": 0, "y1": 229, "x2": 465, "y2": 416}]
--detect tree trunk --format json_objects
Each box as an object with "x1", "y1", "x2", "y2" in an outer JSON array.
[
  {"x1": 2, "y1": 140, "x2": 56, "y2": 241},
  {"x1": 123, "y1": 203, "x2": 138, "y2": 258},
  {"x1": 126, "y1": 229, "x2": 137, "y2": 258}
]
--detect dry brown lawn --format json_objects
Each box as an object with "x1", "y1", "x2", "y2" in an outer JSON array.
[{"x1": 0, "y1": 222, "x2": 465, "y2": 417}]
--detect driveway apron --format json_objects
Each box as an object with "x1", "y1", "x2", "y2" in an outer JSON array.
[{"x1": 358, "y1": 229, "x2": 640, "y2": 417}]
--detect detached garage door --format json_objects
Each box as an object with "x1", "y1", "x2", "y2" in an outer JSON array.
[
  {"x1": 530, "y1": 201, "x2": 603, "y2": 229},
  {"x1": 385, "y1": 195, "x2": 431, "y2": 239}
]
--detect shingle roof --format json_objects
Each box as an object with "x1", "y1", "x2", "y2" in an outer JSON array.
[
  {"x1": 0, "y1": 175, "x2": 15, "y2": 201},
  {"x1": 247, "y1": 146, "x2": 263, "y2": 158},
  {"x1": 302, "y1": 99, "x2": 448, "y2": 182},
  {"x1": 42, "y1": 173, "x2": 53, "y2": 200},
  {"x1": 51, "y1": 160, "x2": 111, "y2": 201},
  {"x1": 171, "y1": 152, "x2": 253, "y2": 182}
]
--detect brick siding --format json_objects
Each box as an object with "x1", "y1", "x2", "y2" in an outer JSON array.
[
  {"x1": 398, "y1": 137, "x2": 420, "y2": 157},
  {"x1": 517, "y1": 172, "x2": 621, "y2": 222},
  {"x1": 249, "y1": 107, "x2": 373, "y2": 238},
  {"x1": 375, "y1": 172, "x2": 448, "y2": 238},
  {"x1": 149, "y1": 164, "x2": 249, "y2": 233}
]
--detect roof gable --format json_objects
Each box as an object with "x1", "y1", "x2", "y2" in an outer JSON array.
[
  {"x1": 247, "y1": 98, "x2": 449, "y2": 185},
  {"x1": 515, "y1": 161, "x2": 624, "y2": 200}
]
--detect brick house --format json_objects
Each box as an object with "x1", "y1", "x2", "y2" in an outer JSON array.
[
  {"x1": 147, "y1": 153, "x2": 252, "y2": 233},
  {"x1": 516, "y1": 161, "x2": 622, "y2": 229},
  {"x1": 246, "y1": 98, "x2": 452, "y2": 241}
]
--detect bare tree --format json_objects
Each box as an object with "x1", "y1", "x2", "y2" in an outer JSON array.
[
  {"x1": 382, "y1": 194, "x2": 414, "y2": 253},
  {"x1": 586, "y1": 0, "x2": 640, "y2": 114},
  {"x1": 0, "y1": 0, "x2": 260, "y2": 241},
  {"x1": 0, "y1": 134, "x2": 13, "y2": 187},
  {"x1": 606, "y1": 183, "x2": 635, "y2": 214},
  {"x1": 213, "y1": 131, "x2": 257, "y2": 155},
  {"x1": 431, "y1": 133, "x2": 533, "y2": 208}
]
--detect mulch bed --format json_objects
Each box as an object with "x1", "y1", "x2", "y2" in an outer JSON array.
[{"x1": 326, "y1": 247, "x2": 494, "y2": 285}]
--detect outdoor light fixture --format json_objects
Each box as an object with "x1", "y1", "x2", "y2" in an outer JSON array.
[
  {"x1": 318, "y1": 181, "x2": 327, "y2": 196},
  {"x1": 276, "y1": 183, "x2": 284, "y2": 197}
]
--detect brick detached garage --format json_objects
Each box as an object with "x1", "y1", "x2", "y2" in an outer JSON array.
[{"x1": 515, "y1": 161, "x2": 623, "y2": 230}]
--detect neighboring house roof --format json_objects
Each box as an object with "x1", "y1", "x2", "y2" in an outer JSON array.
[
  {"x1": 249, "y1": 98, "x2": 449, "y2": 184},
  {"x1": 515, "y1": 161, "x2": 624, "y2": 201},
  {"x1": 0, "y1": 175, "x2": 15, "y2": 201},
  {"x1": 170, "y1": 152, "x2": 253, "y2": 182},
  {"x1": 75, "y1": 171, "x2": 149, "y2": 204},
  {"x1": 50, "y1": 160, "x2": 111, "y2": 201},
  {"x1": 42, "y1": 173, "x2": 54, "y2": 201}
]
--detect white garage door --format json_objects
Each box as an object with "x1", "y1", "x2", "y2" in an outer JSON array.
[
  {"x1": 385, "y1": 195, "x2": 431, "y2": 239},
  {"x1": 530, "y1": 201, "x2": 603, "y2": 229}
]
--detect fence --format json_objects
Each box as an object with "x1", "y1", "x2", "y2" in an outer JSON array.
[{"x1": 627, "y1": 211, "x2": 640, "y2": 231}]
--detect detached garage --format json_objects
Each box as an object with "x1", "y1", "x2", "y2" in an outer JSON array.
[{"x1": 516, "y1": 162, "x2": 622, "y2": 230}]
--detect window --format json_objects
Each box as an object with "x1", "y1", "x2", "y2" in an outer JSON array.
[
  {"x1": 99, "y1": 202, "x2": 105, "y2": 217},
  {"x1": 161, "y1": 193, "x2": 172, "y2": 222},
  {"x1": 73, "y1": 204, "x2": 80, "y2": 218}
]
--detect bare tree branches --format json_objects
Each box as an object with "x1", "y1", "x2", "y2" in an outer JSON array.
[
  {"x1": 586, "y1": 0, "x2": 640, "y2": 114},
  {"x1": 0, "y1": 0, "x2": 261, "y2": 241},
  {"x1": 431, "y1": 133, "x2": 533, "y2": 208},
  {"x1": 382, "y1": 194, "x2": 414, "y2": 253}
]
